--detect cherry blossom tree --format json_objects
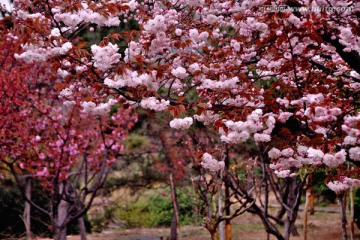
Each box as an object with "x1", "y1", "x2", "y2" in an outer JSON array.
[
  {"x1": 7, "y1": 0, "x2": 360, "y2": 239},
  {"x1": 0, "y1": 27, "x2": 136, "y2": 239}
]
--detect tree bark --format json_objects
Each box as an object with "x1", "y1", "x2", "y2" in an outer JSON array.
[
  {"x1": 78, "y1": 217, "x2": 87, "y2": 240},
  {"x1": 169, "y1": 173, "x2": 179, "y2": 240},
  {"x1": 252, "y1": 204, "x2": 286, "y2": 240},
  {"x1": 350, "y1": 188, "x2": 354, "y2": 240},
  {"x1": 224, "y1": 154, "x2": 231, "y2": 240},
  {"x1": 24, "y1": 178, "x2": 32, "y2": 240},
  {"x1": 284, "y1": 177, "x2": 301, "y2": 240},
  {"x1": 339, "y1": 193, "x2": 348, "y2": 240},
  {"x1": 54, "y1": 225, "x2": 67, "y2": 240},
  {"x1": 56, "y1": 184, "x2": 69, "y2": 240},
  {"x1": 170, "y1": 214, "x2": 178, "y2": 240},
  {"x1": 303, "y1": 190, "x2": 310, "y2": 240},
  {"x1": 309, "y1": 190, "x2": 314, "y2": 215},
  {"x1": 210, "y1": 230, "x2": 219, "y2": 240},
  {"x1": 222, "y1": 171, "x2": 285, "y2": 240},
  {"x1": 218, "y1": 183, "x2": 224, "y2": 240},
  {"x1": 307, "y1": 175, "x2": 314, "y2": 215}
]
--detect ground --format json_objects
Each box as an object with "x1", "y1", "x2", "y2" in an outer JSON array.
[{"x1": 28, "y1": 205, "x2": 360, "y2": 240}]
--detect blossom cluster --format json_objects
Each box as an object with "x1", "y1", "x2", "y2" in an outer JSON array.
[
  {"x1": 91, "y1": 43, "x2": 121, "y2": 71},
  {"x1": 304, "y1": 106, "x2": 342, "y2": 122},
  {"x1": 269, "y1": 146, "x2": 347, "y2": 177},
  {"x1": 220, "y1": 109, "x2": 274, "y2": 144},
  {"x1": 327, "y1": 177, "x2": 360, "y2": 193},
  {"x1": 15, "y1": 42, "x2": 72, "y2": 62},
  {"x1": 169, "y1": 117, "x2": 193, "y2": 130},
  {"x1": 140, "y1": 97, "x2": 170, "y2": 111},
  {"x1": 80, "y1": 99, "x2": 118, "y2": 115},
  {"x1": 201, "y1": 153, "x2": 225, "y2": 172},
  {"x1": 104, "y1": 70, "x2": 157, "y2": 90},
  {"x1": 12, "y1": 0, "x2": 360, "y2": 194}
]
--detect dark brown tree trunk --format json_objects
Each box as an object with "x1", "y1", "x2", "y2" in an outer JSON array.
[
  {"x1": 222, "y1": 171, "x2": 285, "y2": 240},
  {"x1": 252, "y1": 204, "x2": 286, "y2": 240},
  {"x1": 350, "y1": 188, "x2": 355, "y2": 240},
  {"x1": 169, "y1": 173, "x2": 179, "y2": 240},
  {"x1": 303, "y1": 189, "x2": 310, "y2": 240},
  {"x1": 78, "y1": 217, "x2": 87, "y2": 240},
  {"x1": 218, "y1": 184, "x2": 224, "y2": 240},
  {"x1": 284, "y1": 177, "x2": 301, "y2": 240},
  {"x1": 24, "y1": 178, "x2": 32, "y2": 240},
  {"x1": 339, "y1": 193, "x2": 348, "y2": 240},
  {"x1": 170, "y1": 214, "x2": 177, "y2": 240},
  {"x1": 54, "y1": 225, "x2": 67, "y2": 240},
  {"x1": 224, "y1": 155, "x2": 231, "y2": 240},
  {"x1": 56, "y1": 199, "x2": 69, "y2": 240},
  {"x1": 210, "y1": 230, "x2": 219, "y2": 240}
]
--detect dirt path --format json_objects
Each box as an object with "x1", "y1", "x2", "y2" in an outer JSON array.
[{"x1": 29, "y1": 207, "x2": 360, "y2": 240}]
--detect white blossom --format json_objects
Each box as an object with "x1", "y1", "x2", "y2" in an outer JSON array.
[
  {"x1": 201, "y1": 153, "x2": 224, "y2": 172},
  {"x1": 254, "y1": 133, "x2": 271, "y2": 142},
  {"x1": 169, "y1": 117, "x2": 193, "y2": 130},
  {"x1": 268, "y1": 148, "x2": 281, "y2": 159},
  {"x1": 91, "y1": 43, "x2": 120, "y2": 71},
  {"x1": 349, "y1": 147, "x2": 360, "y2": 161},
  {"x1": 171, "y1": 66, "x2": 188, "y2": 79},
  {"x1": 140, "y1": 97, "x2": 170, "y2": 111}
]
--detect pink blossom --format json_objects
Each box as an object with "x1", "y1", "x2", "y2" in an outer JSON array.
[
  {"x1": 326, "y1": 177, "x2": 360, "y2": 193},
  {"x1": 297, "y1": 145, "x2": 308, "y2": 157},
  {"x1": 36, "y1": 167, "x2": 48, "y2": 177},
  {"x1": 274, "y1": 170, "x2": 291, "y2": 178},
  {"x1": 343, "y1": 177, "x2": 360, "y2": 187},
  {"x1": 91, "y1": 43, "x2": 120, "y2": 71},
  {"x1": 201, "y1": 153, "x2": 224, "y2": 172},
  {"x1": 278, "y1": 112, "x2": 293, "y2": 123},
  {"x1": 187, "y1": 0, "x2": 205, "y2": 7},
  {"x1": 349, "y1": 147, "x2": 360, "y2": 161},
  {"x1": 230, "y1": 40, "x2": 241, "y2": 52},
  {"x1": 171, "y1": 66, "x2": 188, "y2": 79},
  {"x1": 193, "y1": 111, "x2": 219, "y2": 125},
  {"x1": 15, "y1": 42, "x2": 72, "y2": 62},
  {"x1": 143, "y1": 15, "x2": 167, "y2": 34},
  {"x1": 307, "y1": 148, "x2": 324, "y2": 163},
  {"x1": 59, "y1": 87, "x2": 73, "y2": 98},
  {"x1": 140, "y1": 97, "x2": 170, "y2": 111},
  {"x1": 281, "y1": 148, "x2": 294, "y2": 157},
  {"x1": 254, "y1": 133, "x2": 271, "y2": 142},
  {"x1": 57, "y1": 69, "x2": 69, "y2": 78},
  {"x1": 323, "y1": 153, "x2": 345, "y2": 168},
  {"x1": 344, "y1": 136, "x2": 357, "y2": 145},
  {"x1": 220, "y1": 131, "x2": 250, "y2": 144},
  {"x1": 92, "y1": 99, "x2": 118, "y2": 115},
  {"x1": 175, "y1": 28, "x2": 182, "y2": 36},
  {"x1": 50, "y1": 28, "x2": 61, "y2": 37},
  {"x1": 81, "y1": 101, "x2": 96, "y2": 113},
  {"x1": 169, "y1": 117, "x2": 193, "y2": 130},
  {"x1": 189, "y1": 29, "x2": 199, "y2": 41},
  {"x1": 268, "y1": 148, "x2": 281, "y2": 159},
  {"x1": 54, "y1": 8, "x2": 121, "y2": 29},
  {"x1": 105, "y1": 70, "x2": 155, "y2": 89},
  {"x1": 327, "y1": 181, "x2": 349, "y2": 193},
  {"x1": 202, "y1": 77, "x2": 239, "y2": 89}
]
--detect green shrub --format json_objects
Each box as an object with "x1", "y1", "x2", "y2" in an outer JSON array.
[{"x1": 114, "y1": 188, "x2": 200, "y2": 228}]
